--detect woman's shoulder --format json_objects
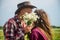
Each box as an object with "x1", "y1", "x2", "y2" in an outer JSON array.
[
  {"x1": 31, "y1": 27, "x2": 41, "y2": 34},
  {"x1": 31, "y1": 27, "x2": 48, "y2": 40},
  {"x1": 30, "y1": 27, "x2": 45, "y2": 40},
  {"x1": 32, "y1": 27, "x2": 46, "y2": 35},
  {"x1": 32, "y1": 27, "x2": 41, "y2": 31}
]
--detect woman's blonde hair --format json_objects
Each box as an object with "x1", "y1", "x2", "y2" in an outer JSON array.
[{"x1": 34, "y1": 9, "x2": 52, "y2": 40}]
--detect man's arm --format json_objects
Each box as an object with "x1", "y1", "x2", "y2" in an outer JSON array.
[{"x1": 3, "y1": 22, "x2": 15, "y2": 40}]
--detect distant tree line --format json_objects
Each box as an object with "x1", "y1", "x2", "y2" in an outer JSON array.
[
  {"x1": 0, "y1": 26, "x2": 3, "y2": 29},
  {"x1": 0, "y1": 26, "x2": 60, "y2": 29},
  {"x1": 52, "y1": 26, "x2": 60, "y2": 28}
]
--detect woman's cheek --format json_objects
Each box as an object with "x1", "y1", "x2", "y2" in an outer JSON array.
[{"x1": 27, "y1": 27, "x2": 32, "y2": 31}]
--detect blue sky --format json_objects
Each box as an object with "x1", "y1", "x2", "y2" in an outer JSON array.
[{"x1": 0, "y1": 0, "x2": 60, "y2": 26}]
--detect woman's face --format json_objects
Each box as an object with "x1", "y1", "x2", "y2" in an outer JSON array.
[{"x1": 24, "y1": 26, "x2": 33, "y2": 33}]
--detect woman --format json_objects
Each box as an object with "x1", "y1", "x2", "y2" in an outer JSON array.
[{"x1": 30, "y1": 9, "x2": 52, "y2": 40}]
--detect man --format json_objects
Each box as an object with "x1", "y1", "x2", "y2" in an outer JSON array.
[{"x1": 3, "y1": 1, "x2": 36, "y2": 40}]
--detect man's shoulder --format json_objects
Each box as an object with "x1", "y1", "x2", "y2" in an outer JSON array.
[
  {"x1": 7, "y1": 17, "x2": 15, "y2": 24},
  {"x1": 3, "y1": 18, "x2": 15, "y2": 27}
]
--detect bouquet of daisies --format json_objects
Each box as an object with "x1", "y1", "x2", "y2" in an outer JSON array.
[{"x1": 20, "y1": 12, "x2": 39, "y2": 26}]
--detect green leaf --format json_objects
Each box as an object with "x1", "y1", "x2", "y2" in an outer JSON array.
[{"x1": 24, "y1": 34, "x2": 29, "y2": 40}]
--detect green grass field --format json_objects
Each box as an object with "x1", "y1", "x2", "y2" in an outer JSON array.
[
  {"x1": 0, "y1": 29, "x2": 4, "y2": 40},
  {"x1": 0, "y1": 27, "x2": 60, "y2": 40},
  {"x1": 52, "y1": 28, "x2": 60, "y2": 40}
]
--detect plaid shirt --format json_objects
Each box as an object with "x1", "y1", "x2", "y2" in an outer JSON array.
[{"x1": 3, "y1": 16, "x2": 25, "y2": 40}]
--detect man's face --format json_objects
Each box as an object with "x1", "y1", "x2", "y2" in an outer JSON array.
[
  {"x1": 18, "y1": 8, "x2": 33, "y2": 33},
  {"x1": 19, "y1": 8, "x2": 32, "y2": 16}
]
